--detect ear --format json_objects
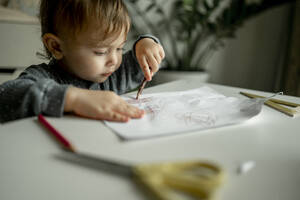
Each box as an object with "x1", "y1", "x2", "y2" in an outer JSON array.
[{"x1": 42, "y1": 33, "x2": 64, "y2": 60}]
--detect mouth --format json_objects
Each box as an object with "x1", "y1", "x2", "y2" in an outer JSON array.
[{"x1": 102, "y1": 72, "x2": 113, "y2": 77}]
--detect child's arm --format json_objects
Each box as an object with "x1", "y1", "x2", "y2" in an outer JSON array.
[
  {"x1": 0, "y1": 69, "x2": 68, "y2": 123},
  {"x1": 64, "y1": 87, "x2": 144, "y2": 122},
  {"x1": 0, "y1": 70, "x2": 144, "y2": 123}
]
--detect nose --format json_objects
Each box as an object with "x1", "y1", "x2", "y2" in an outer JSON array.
[{"x1": 106, "y1": 51, "x2": 118, "y2": 67}]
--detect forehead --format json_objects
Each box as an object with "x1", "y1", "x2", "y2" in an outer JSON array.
[{"x1": 73, "y1": 26, "x2": 127, "y2": 48}]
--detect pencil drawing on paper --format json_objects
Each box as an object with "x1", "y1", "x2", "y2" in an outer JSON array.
[
  {"x1": 145, "y1": 104, "x2": 162, "y2": 121},
  {"x1": 106, "y1": 87, "x2": 264, "y2": 139},
  {"x1": 175, "y1": 111, "x2": 217, "y2": 126},
  {"x1": 126, "y1": 97, "x2": 153, "y2": 105},
  {"x1": 127, "y1": 94, "x2": 218, "y2": 127}
]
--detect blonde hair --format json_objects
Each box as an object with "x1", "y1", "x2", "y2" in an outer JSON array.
[{"x1": 39, "y1": 0, "x2": 131, "y2": 59}]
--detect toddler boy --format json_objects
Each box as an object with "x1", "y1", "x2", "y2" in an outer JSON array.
[{"x1": 0, "y1": 0, "x2": 165, "y2": 123}]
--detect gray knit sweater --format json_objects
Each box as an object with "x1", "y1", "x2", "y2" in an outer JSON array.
[{"x1": 0, "y1": 39, "x2": 151, "y2": 123}]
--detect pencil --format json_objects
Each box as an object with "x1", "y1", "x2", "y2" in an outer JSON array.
[
  {"x1": 38, "y1": 114, "x2": 76, "y2": 152},
  {"x1": 136, "y1": 78, "x2": 147, "y2": 100}
]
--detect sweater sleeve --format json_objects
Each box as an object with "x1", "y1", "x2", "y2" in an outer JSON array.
[{"x1": 0, "y1": 68, "x2": 69, "y2": 123}]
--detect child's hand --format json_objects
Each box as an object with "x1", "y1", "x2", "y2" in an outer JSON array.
[
  {"x1": 135, "y1": 38, "x2": 165, "y2": 81},
  {"x1": 64, "y1": 87, "x2": 144, "y2": 122}
]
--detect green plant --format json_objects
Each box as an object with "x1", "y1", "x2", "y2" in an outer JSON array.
[{"x1": 125, "y1": 0, "x2": 295, "y2": 71}]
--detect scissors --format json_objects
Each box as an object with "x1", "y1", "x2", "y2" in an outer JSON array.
[
  {"x1": 59, "y1": 151, "x2": 225, "y2": 200},
  {"x1": 38, "y1": 114, "x2": 225, "y2": 200}
]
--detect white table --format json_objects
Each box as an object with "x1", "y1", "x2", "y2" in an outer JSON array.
[{"x1": 1, "y1": 80, "x2": 300, "y2": 200}]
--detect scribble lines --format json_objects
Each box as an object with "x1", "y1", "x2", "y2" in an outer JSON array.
[
  {"x1": 126, "y1": 97, "x2": 153, "y2": 105},
  {"x1": 175, "y1": 111, "x2": 216, "y2": 127},
  {"x1": 126, "y1": 95, "x2": 217, "y2": 127}
]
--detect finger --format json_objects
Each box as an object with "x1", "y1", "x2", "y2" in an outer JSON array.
[
  {"x1": 146, "y1": 54, "x2": 159, "y2": 74},
  {"x1": 101, "y1": 110, "x2": 130, "y2": 122},
  {"x1": 127, "y1": 107, "x2": 145, "y2": 119},
  {"x1": 154, "y1": 53, "x2": 162, "y2": 65},
  {"x1": 74, "y1": 108, "x2": 129, "y2": 122},
  {"x1": 117, "y1": 104, "x2": 145, "y2": 119},
  {"x1": 159, "y1": 45, "x2": 165, "y2": 59},
  {"x1": 140, "y1": 56, "x2": 152, "y2": 81}
]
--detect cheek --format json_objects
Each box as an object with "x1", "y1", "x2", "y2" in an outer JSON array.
[
  {"x1": 64, "y1": 49, "x2": 86, "y2": 66},
  {"x1": 65, "y1": 53, "x2": 102, "y2": 75},
  {"x1": 83, "y1": 57, "x2": 106, "y2": 74},
  {"x1": 116, "y1": 54, "x2": 123, "y2": 67},
  {"x1": 68, "y1": 56, "x2": 90, "y2": 73}
]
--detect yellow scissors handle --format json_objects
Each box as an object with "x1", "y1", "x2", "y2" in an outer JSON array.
[
  {"x1": 59, "y1": 152, "x2": 225, "y2": 200},
  {"x1": 134, "y1": 161, "x2": 225, "y2": 200}
]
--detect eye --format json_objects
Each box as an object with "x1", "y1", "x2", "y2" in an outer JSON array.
[
  {"x1": 117, "y1": 48, "x2": 125, "y2": 52},
  {"x1": 94, "y1": 51, "x2": 107, "y2": 56}
]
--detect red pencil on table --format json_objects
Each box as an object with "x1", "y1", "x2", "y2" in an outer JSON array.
[{"x1": 38, "y1": 114, "x2": 76, "y2": 153}]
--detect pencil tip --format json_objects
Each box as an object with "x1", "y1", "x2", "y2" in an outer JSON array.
[{"x1": 66, "y1": 146, "x2": 76, "y2": 153}]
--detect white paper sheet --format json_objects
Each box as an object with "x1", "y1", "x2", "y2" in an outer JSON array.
[{"x1": 105, "y1": 87, "x2": 263, "y2": 140}]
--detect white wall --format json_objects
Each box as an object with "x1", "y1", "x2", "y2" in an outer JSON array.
[{"x1": 206, "y1": 4, "x2": 291, "y2": 92}]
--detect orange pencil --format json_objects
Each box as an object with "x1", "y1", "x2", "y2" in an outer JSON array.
[{"x1": 38, "y1": 114, "x2": 76, "y2": 153}]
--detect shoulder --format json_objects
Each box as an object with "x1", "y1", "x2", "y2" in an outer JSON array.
[
  {"x1": 24, "y1": 62, "x2": 51, "y2": 75},
  {"x1": 20, "y1": 61, "x2": 58, "y2": 80}
]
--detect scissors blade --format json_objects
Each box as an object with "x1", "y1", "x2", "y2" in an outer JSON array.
[{"x1": 57, "y1": 151, "x2": 134, "y2": 177}]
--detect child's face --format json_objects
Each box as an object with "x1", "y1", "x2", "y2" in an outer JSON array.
[{"x1": 59, "y1": 28, "x2": 127, "y2": 83}]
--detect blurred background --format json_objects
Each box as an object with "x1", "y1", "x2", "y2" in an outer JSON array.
[{"x1": 0, "y1": 0, "x2": 299, "y2": 96}]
